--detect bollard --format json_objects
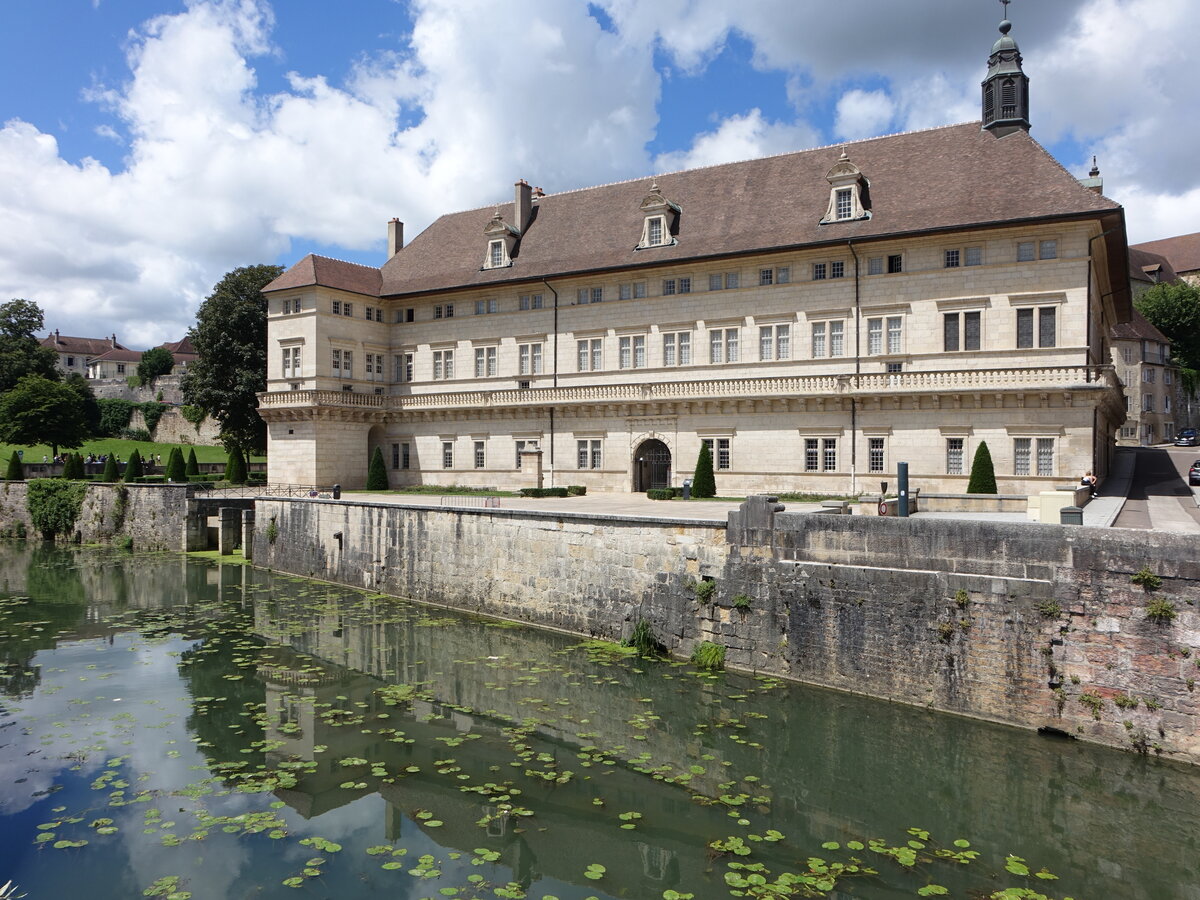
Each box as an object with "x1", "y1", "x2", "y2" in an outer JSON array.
[{"x1": 898, "y1": 462, "x2": 909, "y2": 518}]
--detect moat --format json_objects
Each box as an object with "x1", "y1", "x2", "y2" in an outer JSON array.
[{"x1": 1, "y1": 546, "x2": 1197, "y2": 899}]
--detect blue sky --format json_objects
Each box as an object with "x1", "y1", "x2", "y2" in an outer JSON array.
[{"x1": 1, "y1": 0, "x2": 1197, "y2": 346}]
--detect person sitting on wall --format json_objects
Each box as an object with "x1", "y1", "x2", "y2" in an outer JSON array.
[{"x1": 1081, "y1": 471, "x2": 1098, "y2": 498}]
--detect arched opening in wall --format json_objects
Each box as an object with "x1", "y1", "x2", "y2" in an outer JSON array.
[
  {"x1": 633, "y1": 439, "x2": 671, "y2": 492},
  {"x1": 367, "y1": 425, "x2": 387, "y2": 485}
]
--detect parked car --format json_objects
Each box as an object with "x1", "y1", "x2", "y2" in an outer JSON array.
[
  {"x1": 1177, "y1": 429, "x2": 1198, "y2": 447},
  {"x1": 1191, "y1": 460, "x2": 1200, "y2": 486}
]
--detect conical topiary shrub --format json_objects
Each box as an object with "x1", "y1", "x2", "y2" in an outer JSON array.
[
  {"x1": 166, "y1": 447, "x2": 187, "y2": 482},
  {"x1": 185, "y1": 447, "x2": 199, "y2": 478},
  {"x1": 5, "y1": 453, "x2": 23, "y2": 481},
  {"x1": 691, "y1": 442, "x2": 716, "y2": 498},
  {"x1": 101, "y1": 454, "x2": 120, "y2": 482},
  {"x1": 62, "y1": 453, "x2": 84, "y2": 479},
  {"x1": 124, "y1": 449, "x2": 144, "y2": 481},
  {"x1": 226, "y1": 446, "x2": 247, "y2": 485},
  {"x1": 966, "y1": 441, "x2": 998, "y2": 494},
  {"x1": 366, "y1": 445, "x2": 389, "y2": 491}
]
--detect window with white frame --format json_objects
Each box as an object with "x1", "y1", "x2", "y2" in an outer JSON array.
[
  {"x1": 1142, "y1": 368, "x2": 1156, "y2": 383},
  {"x1": 281, "y1": 346, "x2": 301, "y2": 378},
  {"x1": 1165, "y1": 369, "x2": 1173, "y2": 385},
  {"x1": 364, "y1": 352, "x2": 385, "y2": 381},
  {"x1": 577, "y1": 439, "x2": 602, "y2": 470},
  {"x1": 618, "y1": 335, "x2": 646, "y2": 369},
  {"x1": 830, "y1": 261, "x2": 845, "y2": 279},
  {"x1": 519, "y1": 293, "x2": 544, "y2": 310},
  {"x1": 518, "y1": 342, "x2": 543, "y2": 375},
  {"x1": 703, "y1": 438, "x2": 731, "y2": 471},
  {"x1": 944, "y1": 246, "x2": 983, "y2": 268},
  {"x1": 618, "y1": 282, "x2": 647, "y2": 300},
  {"x1": 486, "y1": 240, "x2": 506, "y2": 269},
  {"x1": 709, "y1": 328, "x2": 739, "y2": 364},
  {"x1": 758, "y1": 324, "x2": 790, "y2": 361},
  {"x1": 1017, "y1": 241, "x2": 1036, "y2": 262},
  {"x1": 432, "y1": 349, "x2": 454, "y2": 380},
  {"x1": 812, "y1": 263, "x2": 827, "y2": 281},
  {"x1": 1121, "y1": 347, "x2": 1133, "y2": 365},
  {"x1": 866, "y1": 316, "x2": 903, "y2": 355},
  {"x1": 577, "y1": 338, "x2": 602, "y2": 372},
  {"x1": 576, "y1": 286, "x2": 604, "y2": 304},
  {"x1": 641, "y1": 215, "x2": 668, "y2": 247},
  {"x1": 395, "y1": 351, "x2": 414, "y2": 383},
  {"x1": 867, "y1": 257, "x2": 884, "y2": 276},
  {"x1": 810, "y1": 320, "x2": 845, "y2": 358},
  {"x1": 662, "y1": 277, "x2": 692, "y2": 295},
  {"x1": 474, "y1": 441, "x2": 486, "y2": 469},
  {"x1": 442, "y1": 441, "x2": 454, "y2": 469},
  {"x1": 709, "y1": 272, "x2": 740, "y2": 291},
  {"x1": 1016, "y1": 306, "x2": 1056, "y2": 348},
  {"x1": 946, "y1": 438, "x2": 965, "y2": 475},
  {"x1": 943, "y1": 311, "x2": 982, "y2": 352},
  {"x1": 331, "y1": 348, "x2": 353, "y2": 378},
  {"x1": 332, "y1": 300, "x2": 353, "y2": 316},
  {"x1": 474, "y1": 346, "x2": 498, "y2": 378},
  {"x1": 474, "y1": 298, "x2": 499, "y2": 315},
  {"x1": 433, "y1": 303, "x2": 455, "y2": 319},
  {"x1": 886, "y1": 254, "x2": 903, "y2": 273},
  {"x1": 868, "y1": 437, "x2": 885, "y2": 474},
  {"x1": 1142, "y1": 392, "x2": 1154, "y2": 412},
  {"x1": 1165, "y1": 394, "x2": 1172, "y2": 413},
  {"x1": 887, "y1": 317, "x2": 902, "y2": 354},
  {"x1": 835, "y1": 188, "x2": 853, "y2": 220},
  {"x1": 662, "y1": 331, "x2": 691, "y2": 366},
  {"x1": 1039, "y1": 240, "x2": 1058, "y2": 260}
]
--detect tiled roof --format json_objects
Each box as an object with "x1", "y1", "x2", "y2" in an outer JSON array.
[
  {"x1": 264, "y1": 254, "x2": 382, "y2": 297},
  {"x1": 1112, "y1": 308, "x2": 1170, "y2": 343},
  {"x1": 375, "y1": 122, "x2": 1121, "y2": 297},
  {"x1": 1128, "y1": 247, "x2": 1179, "y2": 285},
  {"x1": 88, "y1": 348, "x2": 143, "y2": 364},
  {"x1": 1130, "y1": 231, "x2": 1200, "y2": 275},
  {"x1": 39, "y1": 333, "x2": 125, "y2": 354},
  {"x1": 159, "y1": 336, "x2": 197, "y2": 358}
]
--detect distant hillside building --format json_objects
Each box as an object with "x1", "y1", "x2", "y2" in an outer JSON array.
[
  {"x1": 259, "y1": 16, "x2": 1132, "y2": 492},
  {"x1": 86, "y1": 347, "x2": 143, "y2": 380},
  {"x1": 39, "y1": 330, "x2": 125, "y2": 377},
  {"x1": 1111, "y1": 309, "x2": 1183, "y2": 445},
  {"x1": 1130, "y1": 232, "x2": 1200, "y2": 287},
  {"x1": 158, "y1": 336, "x2": 198, "y2": 374}
]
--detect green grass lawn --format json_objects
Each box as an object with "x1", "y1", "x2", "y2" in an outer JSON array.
[{"x1": 0, "y1": 439, "x2": 264, "y2": 465}]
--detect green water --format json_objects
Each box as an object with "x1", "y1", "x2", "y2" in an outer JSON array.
[{"x1": 0, "y1": 546, "x2": 1197, "y2": 899}]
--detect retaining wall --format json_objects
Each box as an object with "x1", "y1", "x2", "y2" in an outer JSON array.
[{"x1": 253, "y1": 496, "x2": 1200, "y2": 764}]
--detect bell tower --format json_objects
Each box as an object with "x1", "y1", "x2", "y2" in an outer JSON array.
[{"x1": 981, "y1": 1, "x2": 1030, "y2": 137}]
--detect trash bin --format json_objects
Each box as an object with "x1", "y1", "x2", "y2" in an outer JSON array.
[
  {"x1": 1059, "y1": 506, "x2": 1083, "y2": 526},
  {"x1": 332, "y1": 484, "x2": 342, "y2": 500},
  {"x1": 682, "y1": 478, "x2": 693, "y2": 500}
]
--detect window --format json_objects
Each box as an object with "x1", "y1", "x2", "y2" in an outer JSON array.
[
  {"x1": 577, "y1": 338, "x2": 603, "y2": 372},
  {"x1": 577, "y1": 287, "x2": 604, "y2": 304},
  {"x1": 662, "y1": 277, "x2": 692, "y2": 295},
  {"x1": 364, "y1": 352, "x2": 384, "y2": 382},
  {"x1": 867, "y1": 257, "x2": 884, "y2": 276},
  {"x1": 331, "y1": 348, "x2": 352, "y2": 378},
  {"x1": 813, "y1": 263, "x2": 827, "y2": 281},
  {"x1": 759, "y1": 268, "x2": 774, "y2": 286},
  {"x1": 442, "y1": 441, "x2": 454, "y2": 469},
  {"x1": 943, "y1": 311, "x2": 981, "y2": 352},
  {"x1": 518, "y1": 342, "x2": 543, "y2": 375},
  {"x1": 1142, "y1": 393, "x2": 1154, "y2": 412},
  {"x1": 868, "y1": 437, "x2": 885, "y2": 474},
  {"x1": 887, "y1": 254, "x2": 903, "y2": 274},
  {"x1": 400, "y1": 442, "x2": 412, "y2": 470},
  {"x1": 474, "y1": 441, "x2": 486, "y2": 469},
  {"x1": 618, "y1": 282, "x2": 647, "y2": 300},
  {"x1": 66, "y1": 356, "x2": 75, "y2": 367},
  {"x1": 945, "y1": 247, "x2": 982, "y2": 268},
  {"x1": 804, "y1": 438, "x2": 837, "y2": 472},
  {"x1": 396, "y1": 307, "x2": 414, "y2": 323},
  {"x1": 758, "y1": 324, "x2": 790, "y2": 361},
  {"x1": 618, "y1": 335, "x2": 646, "y2": 369},
  {"x1": 488, "y1": 240, "x2": 505, "y2": 268},
  {"x1": 365, "y1": 305, "x2": 383, "y2": 321},
  {"x1": 1014, "y1": 438, "x2": 1055, "y2": 477},
  {"x1": 812, "y1": 322, "x2": 826, "y2": 358},
  {"x1": 835, "y1": 188, "x2": 853, "y2": 220},
  {"x1": 1016, "y1": 307, "x2": 1056, "y2": 349},
  {"x1": 945, "y1": 249, "x2": 960, "y2": 268},
  {"x1": 332, "y1": 300, "x2": 341, "y2": 315},
  {"x1": 432, "y1": 349, "x2": 454, "y2": 380},
  {"x1": 1142, "y1": 368, "x2": 1156, "y2": 383},
  {"x1": 643, "y1": 215, "x2": 667, "y2": 247},
  {"x1": 1039, "y1": 240, "x2": 1058, "y2": 260},
  {"x1": 946, "y1": 438, "x2": 965, "y2": 475},
  {"x1": 710, "y1": 272, "x2": 741, "y2": 291},
  {"x1": 281, "y1": 346, "x2": 301, "y2": 378},
  {"x1": 1017, "y1": 241, "x2": 1036, "y2": 262},
  {"x1": 887, "y1": 317, "x2": 902, "y2": 354},
  {"x1": 866, "y1": 317, "x2": 902, "y2": 355},
  {"x1": 474, "y1": 346, "x2": 497, "y2": 378},
  {"x1": 709, "y1": 328, "x2": 739, "y2": 364},
  {"x1": 703, "y1": 438, "x2": 731, "y2": 471},
  {"x1": 395, "y1": 352, "x2": 414, "y2": 383},
  {"x1": 474, "y1": 298, "x2": 498, "y2": 315},
  {"x1": 867, "y1": 319, "x2": 882, "y2": 355},
  {"x1": 830, "y1": 261, "x2": 845, "y2": 279},
  {"x1": 514, "y1": 439, "x2": 538, "y2": 468},
  {"x1": 810, "y1": 320, "x2": 844, "y2": 358},
  {"x1": 1165, "y1": 369, "x2": 1173, "y2": 385},
  {"x1": 433, "y1": 303, "x2": 455, "y2": 319},
  {"x1": 519, "y1": 293, "x2": 544, "y2": 310},
  {"x1": 577, "y1": 439, "x2": 602, "y2": 470},
  {"x1": 662, "y1": 332, "x2": 691, "y2": 366},
  {"x1": 1121, "y1": 347, "x2": 1133, "y2": 365}
]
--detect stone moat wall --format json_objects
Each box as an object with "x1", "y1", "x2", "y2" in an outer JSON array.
[{"x1": 253, "y1": 496, "x2": 1200, "y2": 765}]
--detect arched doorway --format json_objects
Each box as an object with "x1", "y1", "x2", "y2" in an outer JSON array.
[{"x1": 633, "y1": 439, "x2": 672, "y2": 492}]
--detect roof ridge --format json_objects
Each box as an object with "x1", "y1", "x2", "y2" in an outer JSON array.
[
  {"x1": 311, "y1": 253, "x2": 382, "y2": 272},
  {"x1": 1023, "y1": 131, "x2": 1120, "y2": 209}
]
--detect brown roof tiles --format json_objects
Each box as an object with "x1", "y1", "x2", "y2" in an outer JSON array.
[
  {"x1": 1130, "y1": 232, "x2": 1200, "y2": 275},
  {"x1": 264, "y1": 253, "x2": 382, "y2": 297},
  {"x1": 39, "y1": 332, "x2": 125, "y2": 354},
  {"x1": 1112, "y1": 308, "x2": 1170, "y2": 343}
]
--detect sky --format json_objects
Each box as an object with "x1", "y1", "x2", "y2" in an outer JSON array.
[{"x1": 1, "y1": 0, "x2": 1198, "y2": 348}]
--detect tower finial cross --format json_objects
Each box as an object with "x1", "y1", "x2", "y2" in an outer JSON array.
[{"x1": 1000, "y1": 0, "x2": 1011, "y2": 16}]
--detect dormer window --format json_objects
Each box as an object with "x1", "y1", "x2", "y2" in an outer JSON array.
[
  {"x1": 482, "y1": 209, "x2": 518, "y2": 269},
  {"x1": 820, "y1": 150, "x2": 870, "y2": 225},
  {"x1": 636, "y1": 181, "x2": 680, "y2": 249},
  {"x1": 488, "y1": 240, "x2": 504, "y2": 268}
]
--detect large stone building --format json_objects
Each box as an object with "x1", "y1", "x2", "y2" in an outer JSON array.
[
  {"x1": 1111, "y1": 309, "x2": 1182, "y2": 446},
  {"x1": 39, "y1": 330, "x2": 126, "y2": 378},
  {"x1": 1130, "y1": 232, "x2": 1200, "y2": 287},
  {"x1": 260, "y1": 18, "x2": 1131, "y2": 493}
]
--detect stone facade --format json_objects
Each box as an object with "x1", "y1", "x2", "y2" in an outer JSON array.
[
  {"x1": 253, "y1": 497, "x2": 1200, "y2": 764},
  {"x1": 1110, "y1": 311, "x2": 1186, "y2": 445}
]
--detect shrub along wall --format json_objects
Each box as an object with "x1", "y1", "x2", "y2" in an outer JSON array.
[{"x1": 0, "y1": 482, "x2": 195, "y2": 549}]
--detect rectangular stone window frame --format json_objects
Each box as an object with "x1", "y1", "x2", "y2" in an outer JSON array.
[
  {"x1": 661, "y1": 329, "x2": 692, "y2": 367},
  {"x1": 700, "y1": 435, "x2": 733, "y2": 471},
  {"x1": 799, "y1": 427, "x2": 843, "y2": 473},
  {"x1": 473, "y1": 344, "x2": 499, "y2": 378}
]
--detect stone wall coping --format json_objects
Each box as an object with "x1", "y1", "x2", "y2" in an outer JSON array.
[
  {"x1": 914, "y1": 492, "x2": 1028, "y2": 500},
  {"x1": 257, "y1": 495, "x2": 728, "y2": 530}
]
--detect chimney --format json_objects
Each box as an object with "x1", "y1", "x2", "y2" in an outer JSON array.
[
  {"x1": 514, "y1": 179, "x2": 532, "y2": 234},
  {"x1": 54, "y1": 328, "x2": 60, "y2": 343},
  {"x1": 111, "y1": 334, "x2": 117, "y2": 347},
  {"x1": 533, "y1": 186, "x2": 545, "y2": 199},
  {"x1": 387, "y1": 218, "x2": 404, "y2": 258}
]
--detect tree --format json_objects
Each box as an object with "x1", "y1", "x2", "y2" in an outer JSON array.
[
  {"x1": 366, "y1": 446, "x2": 389, "y2": 490},
  {"x1": 0, "y1": 374, "x2": 86, "y2": 457},
  {"x1": 166, "y1": 447, "x2": 187, "y2": 482},
  {"x1": 123, "y1": 449, "x2": 144, "y2": 481},
  {"x1": 62, "y1": 453, "x2": 84, "y2": 479},
  {"x1": 185, "y1": 447, "x2": 199, "y2": 478},
  {"x1": 5, "y1": 452, "x2": 23, "y2": 481},
  {"x1": 182, "y1": 264, "x2": 283, "y2": 454},
  {"x1": 692, "y1": 442, "x2": 716, "y2": 498},
  {"x1": 64, "y1": 373, "x2": 101, "y2": 436},
  {"x1": 138, "y1": 347, "x2": 175, "y2": 382},
  {"x1": 101, "y1": 454, "x2": 120, "y2": 482},
  {"x1": 0, "y1": 299, "x2": 60, "y2": 393},
  {"x1": 225, "y1": 445, "x2": 247, "y2": 485},
  {"x1": 1136, "y1": 280, "x2": 1200, "y2": 390},
  {"x1": 966, "y1": 441, "x2": 998, "y2": 494}
]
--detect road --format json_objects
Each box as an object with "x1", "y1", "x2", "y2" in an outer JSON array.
[{"x1": 1112, "y1": 446, "x2": 1200, "y2": 532}]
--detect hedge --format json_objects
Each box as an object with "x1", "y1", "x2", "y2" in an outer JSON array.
[{"x1": 518, "y1": 487, "x2": 569, "y2": 498}]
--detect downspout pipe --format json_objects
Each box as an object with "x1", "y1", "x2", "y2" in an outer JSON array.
[
  {"x1": 543, "y1": 279, "x2": 559, "y2": 482},
  {"x1": 847, "y1": 240, "x2": 861, "y2": 495}
]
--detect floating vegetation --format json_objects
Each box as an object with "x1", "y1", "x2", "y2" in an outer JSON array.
[{"x1": 690, "y1": 640, "x2": 726, "y2": 671}]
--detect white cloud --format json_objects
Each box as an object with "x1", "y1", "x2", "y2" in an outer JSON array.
[
  {"x1": 834, "y1": 90, "x2": 895, "y2": 141},
  {"x1": 653, "y1": 109, "x2": 818, "y2": 174}
]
